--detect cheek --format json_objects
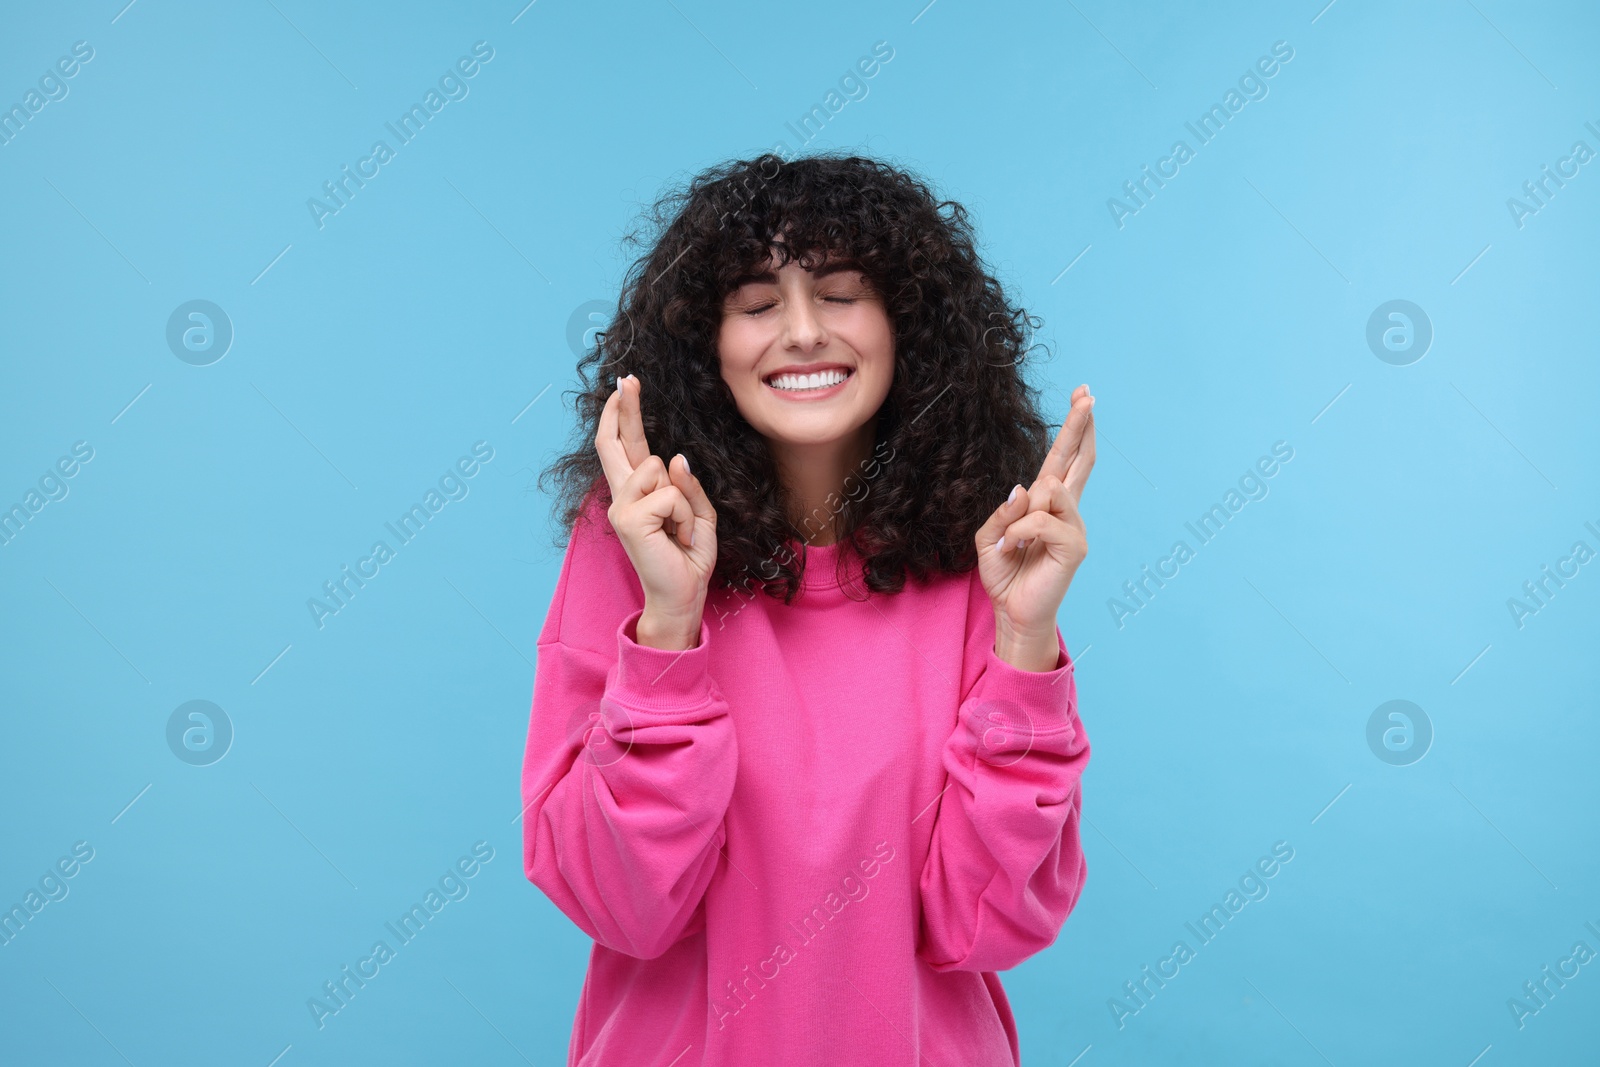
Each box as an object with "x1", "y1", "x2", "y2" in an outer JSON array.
[
  {"x1": 863, "y1": 303, "x2": 894, "y2": 347},
  {"x1": 849, "y1": 311, "x2": 895, "y2": 386},
  {"x1": 717, "y1": 331, "x2": 775, "y2": 421},
  {"x1": 866, "y1": 366, "x2": 894, "y2": 410},
  {"x1": 716, "y1": 323, "x2": 760, "y2": 379}
]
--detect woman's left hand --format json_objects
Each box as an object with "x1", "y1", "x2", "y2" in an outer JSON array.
[{"x1": 975, "y1": 384, "x2": 1096, "y2": 664}]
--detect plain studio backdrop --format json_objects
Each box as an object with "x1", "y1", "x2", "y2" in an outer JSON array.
[{"x1": 1, "y1": 1, "x2": 1596, "y2": 1064}]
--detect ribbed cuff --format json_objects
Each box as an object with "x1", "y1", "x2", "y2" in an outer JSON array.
[
  {"x1": 610, "y1": 608, "x2": 716, "y2": 713},
  {"x1": 977, "y1": 630, "x2": 1078, "y2": 732}
]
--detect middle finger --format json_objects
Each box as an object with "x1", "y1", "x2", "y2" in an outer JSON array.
[{"x1": 618, "y1": 375, "x2": 653, "y2": 470}]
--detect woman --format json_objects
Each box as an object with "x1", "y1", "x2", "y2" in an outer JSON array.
[{"x1": 523, "y1": 151, "x2": 1095, "y2": 1065}]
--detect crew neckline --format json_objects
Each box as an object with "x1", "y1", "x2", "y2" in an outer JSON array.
[{"x1": 788, "y1": 536, "x2": 857, "y2": 593}]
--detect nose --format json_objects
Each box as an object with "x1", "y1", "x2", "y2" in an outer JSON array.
[{"x1": 779, "y1": 296, "x2": 827, "y2": 352}]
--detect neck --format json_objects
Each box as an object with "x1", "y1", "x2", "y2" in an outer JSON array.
[{"x1": 769, "y1": 424, "x2": 875, "y2": 547}]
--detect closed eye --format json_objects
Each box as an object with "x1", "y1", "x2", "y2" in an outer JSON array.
[{"x1": 740, "y1": 296, "x2": 857, "y2": 316}]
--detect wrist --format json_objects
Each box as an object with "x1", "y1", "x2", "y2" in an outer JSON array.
[
  {"x1": 992, "y1": 611, "x2": 1059, "y2": 672},
  {"x1": 636, "y1": 604, "x2": 703, "y2": 651}
]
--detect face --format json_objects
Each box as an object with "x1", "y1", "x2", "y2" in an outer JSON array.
[{"x1": 717, "y1": 249, "x2": 894, "y2": 451}]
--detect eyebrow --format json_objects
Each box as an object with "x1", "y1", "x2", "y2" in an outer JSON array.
[{"x1": 726, "y1": 258, "x2": 866, "y2": 291}]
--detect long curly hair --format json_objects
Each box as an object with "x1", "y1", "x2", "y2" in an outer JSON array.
[{"x1": 539, "y1": 150, "x2": 1059, "y2": 603}]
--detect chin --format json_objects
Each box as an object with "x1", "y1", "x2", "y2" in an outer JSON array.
[{"x1": 762, "y1": 423, "x2": 855, "y2": 447}]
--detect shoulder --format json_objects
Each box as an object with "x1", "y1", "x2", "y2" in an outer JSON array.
[{"x1": 537, "y1": 483, "x2": 645, "y2": 651}]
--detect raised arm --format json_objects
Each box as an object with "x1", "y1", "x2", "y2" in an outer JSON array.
[
  {"x1": 916, "y1": 606, "x2": 1089, "y2": 972},
  {"x1": 521, "y1": 585, "x2": 736, "y2": 959},
  {"x1": 918, "y1": 382, "x2": 1096, "y2": 971}
]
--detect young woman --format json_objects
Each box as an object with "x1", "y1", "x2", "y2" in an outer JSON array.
[{"x1": 522, "y1": 152, "x2": 1095, "y2": 1066}]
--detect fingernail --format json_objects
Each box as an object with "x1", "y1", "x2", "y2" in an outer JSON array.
[
  {"x1": 1007, "y1": 486, "x2": 1018, "y2": 505},
  {"x1": 680, "y1": 453, "x2": 690, "y2": 475},
  {"x1": 996, "y1": 536, "x2": 1006, "y2": 552}
]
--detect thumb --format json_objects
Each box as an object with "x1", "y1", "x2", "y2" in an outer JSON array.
[
  {"x1": 976, "y1": 483, "x2": 1030, "y2": 553},
  {"x1": 672, "y1": 454, "x2": 716, "y2": 544}
]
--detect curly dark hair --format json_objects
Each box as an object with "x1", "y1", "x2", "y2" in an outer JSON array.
[{"x1": 538, "y1": 149, "x2": 1060, "y2": 603}]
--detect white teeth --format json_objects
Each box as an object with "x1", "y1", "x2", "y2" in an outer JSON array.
[{"x1": 767, "y1": 369, "x2": 849, "y2": 391}]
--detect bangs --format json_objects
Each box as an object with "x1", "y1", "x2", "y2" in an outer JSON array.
[{"x1": 705, "y1": 161, "x2": 887, "y2": 300}]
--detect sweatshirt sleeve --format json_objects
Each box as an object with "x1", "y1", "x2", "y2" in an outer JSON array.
[
  {"x1": 916, "y1": 573, "x2": 1091, "y2": 973},
  {"x1": 520, "y1": 493, "x2": 737, "y2": 960}
]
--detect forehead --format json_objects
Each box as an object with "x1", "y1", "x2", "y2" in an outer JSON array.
[{"x1": 727, "y1": 254, "x2": 867, "y2": 290}]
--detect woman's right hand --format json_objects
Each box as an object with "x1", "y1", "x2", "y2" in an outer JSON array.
[{"x1": 595, "y1": 374, "x2": 718, "y2": 649}]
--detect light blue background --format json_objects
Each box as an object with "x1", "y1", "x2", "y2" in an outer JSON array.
[{"x1": 2, "y1": 1, "x2": 1596, "y2": 1064}]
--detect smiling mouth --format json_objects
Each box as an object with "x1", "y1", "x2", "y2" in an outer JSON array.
[{"x1": 763, "y1": 367, "x2": 854, "y2": 393}]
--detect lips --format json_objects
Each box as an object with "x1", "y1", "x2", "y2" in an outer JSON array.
[{"x1": 762, "y1": 363, "x2": 857, "y2": 402}]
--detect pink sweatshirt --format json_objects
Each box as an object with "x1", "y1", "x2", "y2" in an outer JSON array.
[{"x1": 520, "y1": 491, "x2": 1090, "y2": 1065}]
